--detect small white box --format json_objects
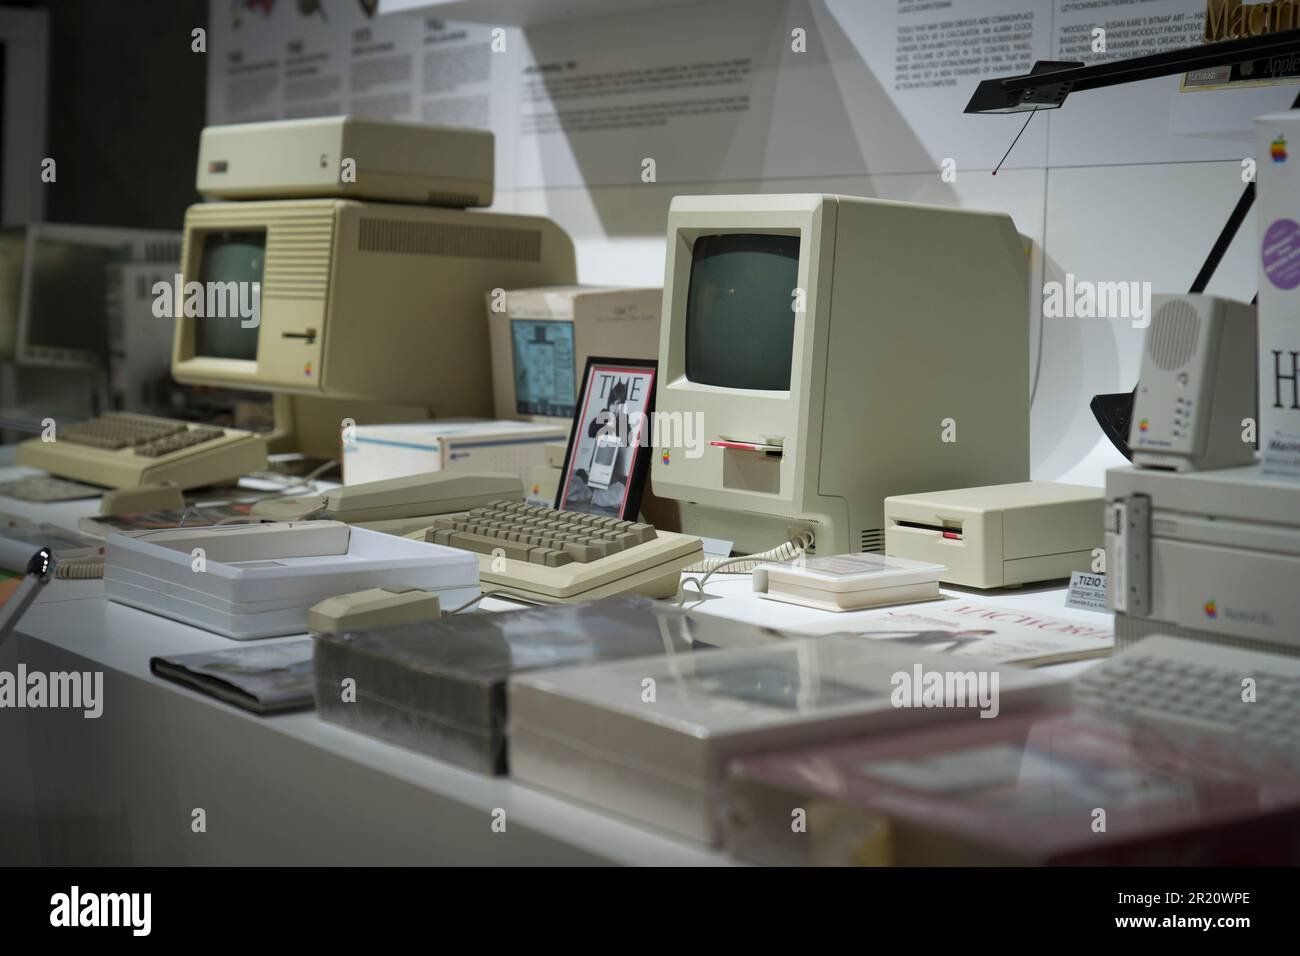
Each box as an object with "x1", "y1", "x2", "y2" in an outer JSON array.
[
  {"x1": 341, "y1": 419, "x2": 566, "y2": 485},
  {"x1": 752, "y1": 552, "x2": 944, "y2": 612},
  {"x1": 488, "y1": 286, "x2": 662, "y2": 424},
  {"x1": 105, "y1": 521, "x2": 479, "y2": 640},
  {"x1": 1257, "y1": 111, "x2": 1300, "y2": 476}
]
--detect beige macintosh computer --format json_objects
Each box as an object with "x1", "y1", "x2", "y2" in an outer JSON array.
[
  {"x1": 649, "y1": 194, "x2": 1032, "y2": 557},
  {"x1": 17, "y1": 118, "x2": 577, "y2": 488}
]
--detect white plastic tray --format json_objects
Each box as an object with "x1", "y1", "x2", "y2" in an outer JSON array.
[{"x1": 105, "y1": 521, "x2": 479, "y2": 640}]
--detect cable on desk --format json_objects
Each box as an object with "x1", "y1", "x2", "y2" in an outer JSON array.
[
  {"x1": 53, "y1": 557, "x2": 105, "y2": 579},
  {"x1": 443, "y1": 590, "x2": 514, "y2": 615},
  {"x1": 242, "y1": 458, "x2": 341, "y2": 500},
  {"x1": 154, "y1": 459, "x2": 342, "y2": 530},
  {"x1": 682, "y1": 531, "x2": 813, "y2": 575},
  {"x1": 676, "y1": 531, "x2": 814, "y2": 607},
  {"x1": 117, "y1": 461, "x2": 341, "y2": 536}
]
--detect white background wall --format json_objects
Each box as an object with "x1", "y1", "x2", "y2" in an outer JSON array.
[{"x1": 208, "y1": 0, "x2": 1293, "y2": 486}]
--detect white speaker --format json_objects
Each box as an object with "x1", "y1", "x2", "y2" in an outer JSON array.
[{"x1": 1130, "y1": 294, "x2": 1257, "y2": 471}]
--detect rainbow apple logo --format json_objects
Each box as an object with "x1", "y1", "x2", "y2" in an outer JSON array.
[
  {"x1": 531, "y1": 483, "x2": 540, "y2": 495},
  {"x1": 1204, "y1": 599, "x2": 1218, "y2": 619},
  {"x1": 1138, "y1": 418, "x2": 1149, "y2": 432},
  {"x1": 1272, "y1": 135, "x2": 1288, "y2": 163},
  {"x1": 303, "y1": 361, "x2": 313, "y2": 377},
  {"x1": 661, "y1": 450, "x2": 671, "y2": 465}
]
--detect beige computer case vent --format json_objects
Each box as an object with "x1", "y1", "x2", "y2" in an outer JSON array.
[
  {"x1": 860, "y1": 529, "x2": 884, "y2": 553},
  {"x1": 182, "y1": 203, "x2": 333, "y2": 301},
  {"x1": 358, "y1": 218, "x2": 541, "y2": 262},
  {"x1": 264, "y1": 211, "x2": 333, "y2": 300}
]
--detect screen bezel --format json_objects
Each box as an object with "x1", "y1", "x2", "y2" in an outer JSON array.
[
  {"x1": 682, "y1": 232, "x2": 802, "y2": 392},
  {"x1": 661, "y1": 222, "x2": 812, "y2": 403},
  {"x1": 172, "y1": 207, "x2": 334, "y2": 396},
  {"x1": 190, "y1": 228, "x2": 266, "y2": 364},
  {"x1": 13, "y1": 225, "x2": 131, "y2": 371},
  {"x1": 172, "y1": 227, "x2": 266, "y2": 376},
  {"x1": 650, "y1": 196, "x2": 835, "y2": 514}
]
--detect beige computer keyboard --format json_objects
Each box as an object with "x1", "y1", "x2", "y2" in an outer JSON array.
[
  {"x1": 15, "y1": 412, "x2": 267, "y2": 490},
  {"x1": 413, "y1": 500, "x2": 703, "y2": 603},
  {"x1": 1074, "y1": 635, "x2": 1300, "y2": 754}
]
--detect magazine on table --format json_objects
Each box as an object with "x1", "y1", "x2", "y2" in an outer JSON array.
[
  {"x1": 78, "y1": 502, "x2": 258, "y2": 538},
  {"x1": 150, "y1": 640, "x2": 315, "y2": 715},
  {"x1": 793, "y1": 598, "x2": 1113, "y2": 666}
]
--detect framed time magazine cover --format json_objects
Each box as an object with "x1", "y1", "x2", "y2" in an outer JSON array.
[{"x1": 556, "y1": 357, "x2": 657, "y2": 521}]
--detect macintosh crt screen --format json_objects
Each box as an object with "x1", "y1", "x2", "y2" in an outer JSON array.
[
  {"x1": 684, "y1": 233, "x2": 799, "y2": 391},
  {"x1": 195, "y1": 230, "x2": 264, "y2": 361}
]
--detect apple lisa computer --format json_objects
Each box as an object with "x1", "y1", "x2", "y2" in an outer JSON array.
[
  {"x1": 175, "y1": 117, "x2": 577, "y2": 457},
  {"x1": 177, "y1": 118, "x2": 576, "y2": 454},
  {"x1": 650, "y1": 194, "x2": 1031, "y2": 556},
  {"x1": 171, "y1": 196, "x2": 576, "y2": 456}
]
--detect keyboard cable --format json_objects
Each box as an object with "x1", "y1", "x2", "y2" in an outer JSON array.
[{"x1": 676, "y1": 531, "x2": 814, "y2": 607}]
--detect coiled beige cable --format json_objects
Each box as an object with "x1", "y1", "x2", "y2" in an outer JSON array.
[
  {"x1": 54, "y1": 558, "x2": 105, "y2": 580},
  {"x1": 677, "y1": 530, "x2": 814, "y2": 606}
]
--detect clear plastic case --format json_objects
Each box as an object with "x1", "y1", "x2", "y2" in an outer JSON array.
[{"x1": 313, "y1": 595, "x2": 779, "y2": 774}]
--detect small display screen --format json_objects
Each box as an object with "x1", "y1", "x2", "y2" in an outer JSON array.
[
  {"x1": 25, "y1": 238, "x2": 112, "y2": 356},
  {"x1": 594, "y1": 441, "x2": 618, "y2": 466},
  {"x1": 194, "y1": 230, "x2": 265, "y2": 361},
  {"x1": 511, "y1": 319, "x2": 576, "y2": 417},
  {"x1": 684, "y1": 233, "x2": 800, "y2": 391}
]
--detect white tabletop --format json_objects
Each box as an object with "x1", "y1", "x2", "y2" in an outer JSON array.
[
  {"x1": 0, "y1": 457, "x2": 1111, "y2": 863},
  {"x1": 1, "y1": 456, "x2": 1110, "y2": 665}
]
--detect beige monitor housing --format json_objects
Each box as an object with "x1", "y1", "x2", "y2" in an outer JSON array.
[
  {"x1": 1, "y1": 223, "x2": 180, "y2": 369},
  {"x1": 171, "y1": 199, "x2": 576, "y2": 456},
  {"x1": 651, "y1": 193, "x2": 1030, "y2": 556}
]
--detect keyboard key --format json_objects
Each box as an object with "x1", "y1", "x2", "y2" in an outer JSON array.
[
  {"x1": 529, "y1": 548, "x2": 572, "y2": 567},
  {"x1": 447, "y1": 531, "x2": 532, "y2": 560},
  {"x1": 562, "y1": 541, "x2": 602, "y2": 562}
]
